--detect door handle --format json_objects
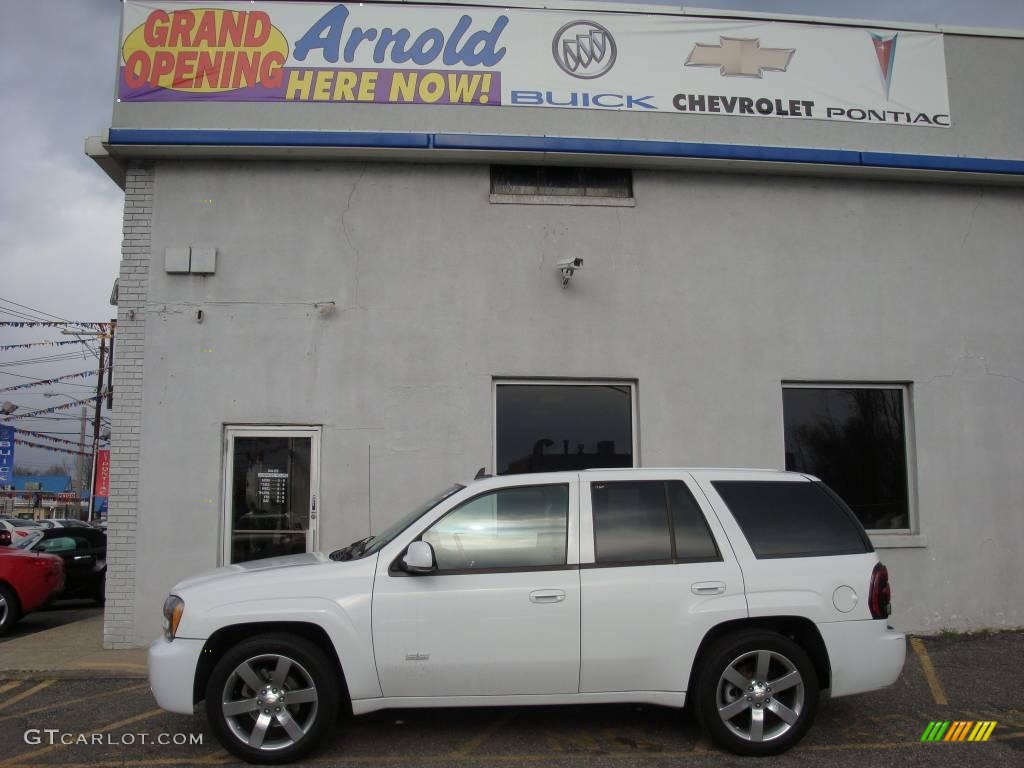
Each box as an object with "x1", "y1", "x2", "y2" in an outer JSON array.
[
  {"x1": 691, "y1": 581, "x2": 726, "y2": 596},
  {"x1": 529, "y1": 589, "x2": 566, "y2": 604}
]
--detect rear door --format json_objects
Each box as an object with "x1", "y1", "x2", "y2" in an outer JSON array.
[{"x1": 579, "y1": 470, "x2": 747, "y2": 693}]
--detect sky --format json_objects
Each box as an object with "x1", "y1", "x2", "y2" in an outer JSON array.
[{"x1": 1, "y1": 0, "x2": 1022, "y2": 479}]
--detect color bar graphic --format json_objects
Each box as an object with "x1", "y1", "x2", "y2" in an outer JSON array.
[{"x1": 920, "y1": 720, "x2": 996, "y2": 742}]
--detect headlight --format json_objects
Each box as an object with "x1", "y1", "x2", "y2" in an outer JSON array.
[{"x1": 162, "y1": 595, "x2": 184, "y2": 641}]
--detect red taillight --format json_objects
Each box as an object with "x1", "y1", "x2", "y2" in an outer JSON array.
[{"x1": 869, "y1": 562, "x2": 892, "y2": 619}]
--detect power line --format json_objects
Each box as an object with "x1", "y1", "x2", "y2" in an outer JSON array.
[
  {"x1": 0, "y1": 351, "x2": 99, "y2": 367},
  {"x1": 0, "y1": 297, "x2": 73, "y2": 323},
  {"x1": 0, "y1": 307, "x2": 46, "y2": 323},
  {"x1": 0, "y1": 369, "x2": 101, "y2": 393},
  {"x1": 0, "y1": 370, "x2": 97, "y2": 389}
]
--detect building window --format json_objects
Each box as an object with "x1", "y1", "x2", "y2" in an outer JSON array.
[
  {"x1": 489, "y1": 165, "x2": 634, "y2": 206},
  {"x1": 782, "y1": 384, "x2": 912, "y2": 532},
  {"x1": 494, "y1": 381, "x2": 636, "y2": 475}
]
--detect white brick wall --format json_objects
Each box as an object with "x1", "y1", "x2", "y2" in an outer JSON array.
[{"x1": 103, "y1": 166, "x2": 152, "y2": 649}]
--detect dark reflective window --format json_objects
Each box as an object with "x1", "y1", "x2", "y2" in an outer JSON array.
[
  {"x1": 423, "y1": 484, "x2": 569, "y2": 571},
  {"x1": 592, "y1": 481, "x2": 672, "y2": 563},
  {"x1": 783, "y1": 386, "x2": 910, "y2": 530},
  {"x1": 668, "y1": 481, "x2": 720, "y2": 561},
  {"x1": 230, "y1": 436, "x2": 311, "y2": 564},
  {"x1": 713, "y1": 481, "x2": 871, "y2": 559},
  {"x1": 491, "y1": 165, "x2": 633, "y2": 198},
  {"x1": 496, "y1": 384, "x2": 633, "y2": 474}
]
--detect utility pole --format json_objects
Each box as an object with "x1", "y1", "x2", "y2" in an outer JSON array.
[
  {"x1": 78, "y1": 406, "x2": 87, "y2": 492},
  {"x1": 87, "y1": 331, "x2": 107, "y2": 522},
  {"x1": 106, "y1": 319, "x2": 116, "y2": 409}
]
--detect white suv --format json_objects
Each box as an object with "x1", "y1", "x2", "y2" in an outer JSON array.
[{"x1": 150, "y1": 469, "x2": 905, "y2": 763}]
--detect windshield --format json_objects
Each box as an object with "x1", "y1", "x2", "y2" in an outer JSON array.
[
  {"x1": 349, "y1": 484, "x2": 465, "y2": 559},
  {"x1": 14, "y1": 530, "x2": 43, "y2": 550}
]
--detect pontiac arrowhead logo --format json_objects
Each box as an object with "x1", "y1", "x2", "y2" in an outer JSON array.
[
  {"x1": 870, "y1": 32, "x2": 897, "y2": 98},
  {"x1": 685, "y1": 37, "x2": 794, "y2": 78}
]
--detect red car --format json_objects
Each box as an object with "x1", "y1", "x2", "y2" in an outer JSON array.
[{"x1": 0, "y1": 548, "x2": 65, "y2": 636}]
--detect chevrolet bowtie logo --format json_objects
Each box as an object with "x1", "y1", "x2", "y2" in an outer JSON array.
[{"x1": 685, "y1": 37, "x2": 795, "y2": 78}]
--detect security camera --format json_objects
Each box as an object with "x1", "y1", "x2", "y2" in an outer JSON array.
[{"x1": 556, "y1": 257, "x2": 583, "y2": 288}]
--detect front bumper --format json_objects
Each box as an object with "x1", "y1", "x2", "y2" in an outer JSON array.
[
  {"x1": 818, "y1": 619, "x2": 906, "y2": 698},
  {"x1": 148, "y1": 637, "x2": 205, "y2": 714}
]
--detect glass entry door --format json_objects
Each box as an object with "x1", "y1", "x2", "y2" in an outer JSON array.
[{"x1": 223, "y1": 426, "x2": 320, "y2": 565}]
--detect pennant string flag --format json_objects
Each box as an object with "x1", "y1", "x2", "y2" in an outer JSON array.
[
  {"x1": 0, "y1": 370, "x2": 102, "y2": 393},
  {"x1": 0, "y1": 321, "x2": 108, "y2": 329},
  {"x1": 13, "y1": 428, "x2": 88, "y2": 449},
  {"x1": 0, "y1": 339, "x2": 92, "y2": 351},
  {"x1": 13, "y1": 437, "x2": 91, "y2": 457},
  {"x1": 0, "y1": 393, "x2": 108, "y2": 421}
]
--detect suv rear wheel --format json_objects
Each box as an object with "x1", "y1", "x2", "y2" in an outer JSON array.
[
  {"x1": 205, "y1": 633, "x2": 339, "y2": 764},
  {"x1": 694, "y1": 630, "x2": 819, "y2": 756}
]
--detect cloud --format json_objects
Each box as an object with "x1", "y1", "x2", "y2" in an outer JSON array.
[{"x1": 0, "y1": 1, "x2": 122, "y2": 473}]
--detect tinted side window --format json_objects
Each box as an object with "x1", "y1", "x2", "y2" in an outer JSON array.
[
  {"x1": 713, "y1": 481, "x2": 871, "y2": 559},
  {"x1": 668, "y1": 482, "x2": 720, "y2": 561},
  {"x1": 592, "y1": 481, "x2": 672, "y2": 563},
  {"x1": 422, "y1": 484, "x2": 568, "y2": 571},
  {"x1": 39, "y1": 536, "x2": 76, "y2": 553}
]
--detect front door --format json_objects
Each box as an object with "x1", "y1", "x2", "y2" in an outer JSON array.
[
  {"x1": 372, "y1": 480, "x2": 581, "y2": 698},
  {"x1": 222, "y1": 426, "x2": 320, "y2": 565}
]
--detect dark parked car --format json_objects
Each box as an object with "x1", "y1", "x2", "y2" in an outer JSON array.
[{"x1": 15, "y1": 527, "x2": 106, "y2": 603}]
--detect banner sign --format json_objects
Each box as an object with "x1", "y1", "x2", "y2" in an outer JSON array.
[
  {"x1": 119, "y1": 2, "x2": 950, "y2": 127},
  {"x1": 0, "y1": 425, "x2": 13, "y2": 489},
  {"x1": 94, "y1": 449, "x2": 111, "y2": 497}
]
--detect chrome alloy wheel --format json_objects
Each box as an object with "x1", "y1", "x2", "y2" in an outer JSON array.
[
  {"x1": 221, "y1": 653, "x2": 320, "y2": 751},
  {"x1": 715, "y1": 649, "x2": 805, "y2": 743},
  {"x1": 0, "y1": 593, "x2": 8, "y2": 627}
]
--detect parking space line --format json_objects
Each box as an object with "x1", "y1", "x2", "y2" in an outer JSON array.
[
  {"x1": 0, "y1": 682, "x2": 149, "y2": 724},
  {"x1": 910, "y1": 637, "x2": 949, "y2": 706},
  {"x1": 450, "y1": 711, "x2": 517, "y2": 756},
  {"x1": 11, "y1": 735, "x2": 1024, "y2": 768},
  {"x1": 0, "y1": 682, "x2": 22, "y2": 695},
  {"x1": 0, "y1": 681, "x2": 55, "y2": 711},
  {"x1": 0, "y1": 707, "x2": 164, "y2": 767}
]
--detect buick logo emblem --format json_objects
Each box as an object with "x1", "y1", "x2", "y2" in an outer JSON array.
[{"x1": 552, "y1": 21, "x2": 617, "y2": 79}]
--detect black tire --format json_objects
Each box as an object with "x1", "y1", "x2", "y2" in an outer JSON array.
[
  {"x1": 0, "y1": 583, "x2": 20, "y2": 636},
  {"x1": 693, "y1": 630, "x2": 819, "y2": 756},
  {"x1": 205, "y1": 633, "x2": 340, "y2": 765}
]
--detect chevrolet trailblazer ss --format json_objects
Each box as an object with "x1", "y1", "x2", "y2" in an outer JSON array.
[{"x1": 149, "y1": 469, "x2": 905, "y2": 763}]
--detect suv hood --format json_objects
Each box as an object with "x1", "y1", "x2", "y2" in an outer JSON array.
[{"x1": 173, "y1": 551, "x2": 331, "y2": 592}]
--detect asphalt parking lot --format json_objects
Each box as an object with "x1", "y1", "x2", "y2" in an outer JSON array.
[{"x1": 0, "y1": 631, "x2": 1021, "y2": 768}]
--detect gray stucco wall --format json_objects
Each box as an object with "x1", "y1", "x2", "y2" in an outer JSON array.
[{"x1": 112, "y1": 159, "x2": 1023, "y2": 646}]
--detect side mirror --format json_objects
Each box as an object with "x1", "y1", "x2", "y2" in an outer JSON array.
[{"x1": 402, "y1": 541, "x2": 436, "y2": 574}]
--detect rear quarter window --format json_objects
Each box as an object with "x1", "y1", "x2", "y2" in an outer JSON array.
[{"x1": 712, "y1": 480, "x2": 872, "y2": 559}]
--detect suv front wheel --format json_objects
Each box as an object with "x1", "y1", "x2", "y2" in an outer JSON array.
[
  {"x1": 205, "y1": 633, "x2": 339, "y2": 764},
  {"x1": 694, "y1": 630, "x2": 819, "y2": 756}
]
